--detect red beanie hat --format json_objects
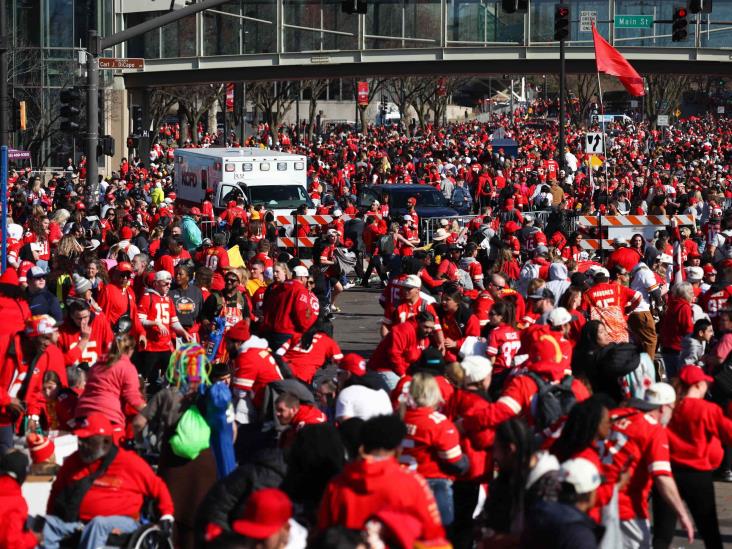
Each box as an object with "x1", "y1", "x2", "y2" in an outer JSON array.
[
  {"x1": 26, "y1": 433, "x2": 55, "y2": 464},
  {"x1": 120, "y1": 226, "x2": 133, "y2": 240},
  {"x1": 0, "y1": 268, "x2": 19, "y2": 286}
]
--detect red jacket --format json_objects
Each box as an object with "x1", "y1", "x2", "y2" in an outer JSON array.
[
  {"x1": 261, "y1": 280, "x2": 319, "y2": 338},
  {"x1": 0, "y1": 295, "x2": 30, "y2": 336},
  {"x1": 97, "y1": 283, "x2": 143, "y2": 337},
  {"x1": 463, "y1": 360, "x2": 590, "y2": 431},
  {"x1": 232, "y1": 337, "x2": 284, "y2": 397},
  {"x1": 290, "y1": 404, "x2": 327, "y2": 429},
  {"x1": 367, "y1": 321, "x2": 429, "y2": 377},
  {"x1": 607, "y1": 247, "x2": 643, "y2": 272},
  {"x1": 445, "y1": 390, "x2": 494, "y2": 481},
  {"x1": 400, "y1": 407, "x2": 464, "y2": 480},
  {"x1": 282, "y1": 333, "x2": 343, "y2": 384},
  {"x1": 667, "y1": 397, "x2": 732, "y2": 471},
  {"x1": 47, "y1": 447, "x2": 174, "y2": 521},
  {"x1": 318, "y1": 456, "x2": 445, "y2": 540},
  {"x1": 0, "y1": 476, "x2": 37, "y2": 549},
  {"x1": 659, "y1": 295, "x2": 694, "y2": 351}
]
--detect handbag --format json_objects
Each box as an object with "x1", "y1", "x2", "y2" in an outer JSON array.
[
  {"x1": 169, "y1": 404, "x2": 211, "y2": 460},
  {"x1": 113, "y1": 291, "x2": 133, "y2": 335}
]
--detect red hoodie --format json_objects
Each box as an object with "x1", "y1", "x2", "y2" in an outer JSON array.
[
  {"x1": 318, "y1": 456, "x2": 445, "y2": 540},
  {"x1": 0, "y1": 476, "x2": 37, "y2": 549},
  {"x1": 667, "y1": 397, "x2": 732, "y2": 471}
]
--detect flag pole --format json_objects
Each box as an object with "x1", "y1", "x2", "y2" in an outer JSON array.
[{"x1": 596, "y1": 70, "x2": 610, "y2": 259}]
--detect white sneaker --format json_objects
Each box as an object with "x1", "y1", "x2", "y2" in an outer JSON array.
[{"x1": 343, "y1": 282, "x2": 355, "y2": 290}]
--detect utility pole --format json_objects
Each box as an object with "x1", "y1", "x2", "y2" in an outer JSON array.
[
  {"x1": 559, "y1": 38, "x2": 566, "y2": 169},
  {"x1": 85, "y1": 0, "x2": 233, "y2": 206},
  {"x1": 0, "y1": 0, "x2": 8, "y2": 148}
]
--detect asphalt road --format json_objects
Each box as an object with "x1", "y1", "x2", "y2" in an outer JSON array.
[{"x1": 332, "y1": 286, "x2": 732, "y2": 549}]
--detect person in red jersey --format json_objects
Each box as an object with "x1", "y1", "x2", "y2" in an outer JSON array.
[
  {"x1": 0, "y1": 268, "x2": 31, "y2": 336},
  {"x1": 698, "y1": 261, "x2": 732, "y2": 331},
  {"x1": 654, "y1": 366, "x2": 731, "y2": 549},
  {"x1": 600, "y1": 382, "x2": 693, "y2": 548},
  {"x1": 225, "y1": 320, "x2": 283, "y2": 423},
  {"x1": 136, "y1": 270, "x2": 192, "y2": 390},
  {"x1": 97, "y1": 262, "x2": 145, "y2": 342},
  {"x1": 483, "y1": 300, "x2": 520, "y2": 396},
  {"x1": 400, "y1": 372, "x2": 469, "y2": 527},
  {"x1": 318, "y1": 414, "x2": 445, "y2": 542},
  {"x1": 367, "y1": 311, "x2": 436, "y2": 390},
  {"x1": 387, "y1": 274, "x2": 444, "y2": 351},
  {"x1": 194, "y1": 233, "x2": 230, "y2": 291},
  {"x1": 279, "y1": 321, "x2": 343, "y2": 384},
  {"x1": 436, "y1": 284, "x2": 481, "y2": 363},
  {"x1": 57, "y1": 299, "x2": 114, "y2": 368},
  {"x1": 275, "y1": 392, "x2": 327, "y2": 447},
  {"x1": 582, "y1": 267, "x2": 641, "y2": 344},
  {"x1": 260, "y1": 265, "x2": 319, "y2": 351},
  {"x1": 154, "y1": 235, "x2": 192, "y2": 278},
  {"x1": 44, "y1": 413, "x2": 174, "y2": 549},
  {"x1": 462, "y1": 333, "x2": 590, "y2": 432}
]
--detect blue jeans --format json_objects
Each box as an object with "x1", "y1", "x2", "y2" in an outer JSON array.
[
  {"x1": 43, "y1": 515, "x2": 138, "y2": 549},
  {"x1": 427, "y1": 478, "x2": 455, "y2": 526},
  {"x1": 661, "y1": 350, "x2": 681, "y2": 379}
]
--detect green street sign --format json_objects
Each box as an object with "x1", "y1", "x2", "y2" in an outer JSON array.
[{"x1": 614, "y1": 14, "x2": 654, "y2": 29}]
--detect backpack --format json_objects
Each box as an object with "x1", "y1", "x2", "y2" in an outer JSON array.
[
  {"x1": 517, "y1": 261, "x2": 542, "y2": 296},
  {"x1": 169, "y1": 404, "x2": 211, "y2": 460},
  {"x1": 526, "y1": 371, "x2": 577, "y2": 430},
  {"x1": 378, "y1": 234, "x2": 396, "y2": 255}
]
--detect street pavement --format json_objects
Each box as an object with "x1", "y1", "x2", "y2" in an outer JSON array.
[{"x1": 333, "y1": 286, "x2": 732, "y2": 549}]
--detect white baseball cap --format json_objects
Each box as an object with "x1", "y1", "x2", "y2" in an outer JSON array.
[
  {"x1": 559, "y1": 458, "x2": 602, "y2": 494},
  {"x1": 293, "y1": 265, "x2": 309, "y2": 278},
  {"x1": 461, "y1": 355, "x2": 492, "y2": 385},
  {"x1": 332, "y1": 209, "x2": 343, "y2": 217},
  {"x1": 403, "y1": 214, "x2": 413, "y2": 222},
  {"x1": 401, "y1": 274, "x2": 422, "y2": 289},
  {"x1": 658, "y1": 254, "x2": 673, "y2": 264},
  {"x1": 155, "y1": 270, "x2": 172, "y2": 282},
  {"x1": 548, "y1": 307, "x2": 573, "y2": 327},
  {"x1": 685, "y1": 266, "x2": 704, "y2": 282},
  {"x1": 644, "y1": 382, "x2": 676, "y2": 407}
]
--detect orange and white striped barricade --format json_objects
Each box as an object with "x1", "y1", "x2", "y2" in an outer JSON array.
[{"x1": 577, "y1": 214, "x2": 696, "y2": 251}]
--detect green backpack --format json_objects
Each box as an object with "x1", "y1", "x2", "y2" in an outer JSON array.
[{"x1": 169, "y1": 405, "x2": 211, "y2": 460}]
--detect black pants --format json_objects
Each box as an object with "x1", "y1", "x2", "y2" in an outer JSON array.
[
  {"x1": 133, "y1": 350, "x2": 172, "y2": 394},
  {"x1": 652, "y1": 466, "x2": 722, "y2": 549},
  {"x1": 362, "y1": 254, "x2": 387, "y2": 283},
  {"x1": 451, "y1": 481, "x2": 480, "y2": 549}
]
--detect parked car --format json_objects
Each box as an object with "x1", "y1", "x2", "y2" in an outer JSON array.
[{"x1": 358, "y1": 184, "x2": 459, "y2": 227}]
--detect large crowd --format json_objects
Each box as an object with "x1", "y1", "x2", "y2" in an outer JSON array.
[{"x1": 0, "y1": 105, "x2": 731, "y2": 549}]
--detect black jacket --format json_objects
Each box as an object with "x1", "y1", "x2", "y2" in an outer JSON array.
[{"x1": 522, "y1": 500, "x2": 604, "y2": 549}]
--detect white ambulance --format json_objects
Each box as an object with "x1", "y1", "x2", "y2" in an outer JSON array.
[{"x1": 174, "y1": 147, "x2": 312, "y2": 216}]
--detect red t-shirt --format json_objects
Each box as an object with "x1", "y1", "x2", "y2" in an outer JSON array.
[
  {"x1": 400, "y1": 407, "x2": 464, "y2": 479},
  {"x1": 485, "y1": 324, "x2": 521, "y2": 375},
  {"x1": 282, "y1": 333, "x2": 343, "y2": 384}
]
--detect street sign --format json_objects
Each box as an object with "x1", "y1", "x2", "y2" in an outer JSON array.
[
  {"x1": 718, "y1": 106, "x2": 725, "y2": 114},
  {"x1": 580, "y1": 10, "x2": 597, "y2": 33},
  {"x1": 97, "y1": 57, "x2": 145, "y2": 70},
  {"x1": 657, "y1": 115, "x2": 669, "y2": 126},
  {"x1": 585, "y1": 132, "x2": 604, "y2": 154},
  {"x1": 614, "y1": 15, "x2": 654, "y2": 29},
  {"x1": 630, "y1": 100, "x2": 639, "y2": 108},
  {"x1": 7, "y1": 149, "x2": 30, "y2": 160}
]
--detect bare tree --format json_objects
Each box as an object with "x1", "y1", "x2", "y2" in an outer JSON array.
[
  {"x1": 384, "y1": 78, "x2": 430, "y2": 135},
  {"x1": 644, "y1": 74, "x2": 691, "y2": 127},
  {"x1": 160, "y1": 84, "x2": 223, "y2": 145},
  {"x1": 425, "y1": 76, "x2": 472, "y2": 128},
  {"x1": 569, "y1": 74, "x2": 597, "y2": 127},
  {"x1": 148, "y1": 90, "x2": 180, "y2": 143},
  {"x1": 303, "y1": 80, "x2": 328, "y2": 142},
  {"x1": 248, "y1": 81, "x2": 297, "y2": 146}
]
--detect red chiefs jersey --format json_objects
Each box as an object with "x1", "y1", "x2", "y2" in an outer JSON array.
[
  {"x1": 444, "y1": 389, "x2": 494, "y2": 480},
  {"x1": 473, "y1": 291, "x2": 495, "y2": 327},
  {"x1": 196, "y1": 246, "x2": 230, "y2": 289},
  {"x1": 380, "y1": 278, "x2": 407, "y2": 321},
  {"x1": 260, "y1": 280, "x2": 319, "y2": 338},
  {"x1": 667, "y1": 397, "x2": 732, "y2": 471},
  {"x1": 57, "y1": 313, "x2": 115, "y2": 367},
  {"x1": 282, "y1": 333, "x2": 343, "y2": 384},
  {"x1": 601, "y1": 407, "x2": 672, "y2": 521},
  {"x1": 485, "y1": 324, "x2": 521, "y2": 375},
  {"x1": 232, "y1": 343, "x2": 283, "y2": 396},
  {"x1": 699, "y1": 284, "x2": 732, "y2": 330},
  {"x1": 400, "y1": 407, "x2": 464, "y2": 479},
  {"x1": 290, "y1": 404, "x2": 327, "y2": 430},
  {"x1": 582, "y1": 282, "x2": 641, "y2": 343},
  {"x1": 390, "y1": 299, "x2": 442, "y2": 331},
  {"x1": 137, "y1": 290, "x2": 179, "y2": 352},
  {"x1": 154, "y1": 250, "x2": 192, "y2": 277}
]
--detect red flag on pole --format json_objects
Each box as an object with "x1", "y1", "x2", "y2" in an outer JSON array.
[{"x1": 592, "y1": 24, "x2": 645, "y2": 96}]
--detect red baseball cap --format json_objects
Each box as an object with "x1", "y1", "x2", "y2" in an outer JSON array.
[
  {"x1": 232, "y1": 489, "x2": 292, "y2": 539},
  {"x1": 703, "y1": 264, "x2": 717, "y2": 275},
  {"x1": 75, "y1": 201, "x2": 86, "y2": 210},
  {"x1": 120, "y1": 226, "x2": 133, "y2": 240},
  {"x1": 679, "y1": 365, "x2": 713, "y2": 386},
  {"x1": 226, "y1": 320, "x2": 251, "y2": 342},
  {"x1": 338, "y1": 353, "x2": 367, "y2": 377},
  {"x1": 73, "y1": 413, "x2": 113, "y2": 438},
  {"x1": 115, "y1": 261, "x2": 133, "y2": 273},
  {"x1": 189, "y1": 207, "x2": 202, "y2": 216}
]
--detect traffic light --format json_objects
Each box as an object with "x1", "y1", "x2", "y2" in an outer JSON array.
[
  {"x1": 127, "y1": 136, "x2": 139, "y2": 150},
  {"x1": 11, "y1": 99, "x2": 26, "y2": 131},
  {"x1": 341, "y1": 0, "x2": 366, "y2": 14},
  {"x1": 59, "y1": 88, "x2": 81, "y2": 134},
  {"x1": 501, "y1": 0, "x2": 528, "y2": 13},
  {"x1": 554, "y1": 4, "x2": 570, "y2": 41},
  {"x1": 688, "y1": 0, "x2": 712, "y2": 14},
  {"x1": 132, "y1": 105, "x2": 143, "y2": 136},
  {"x1": 97, "y1": 135, "x2": 115, "y2": 157},
  {"x1": 672, "y1": 7, "x2": 688, "y2": 42}
]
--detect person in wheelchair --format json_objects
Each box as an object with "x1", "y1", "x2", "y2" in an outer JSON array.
[{"x1": 42, "y1": 412, "x2": 174, "y2": 549}]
